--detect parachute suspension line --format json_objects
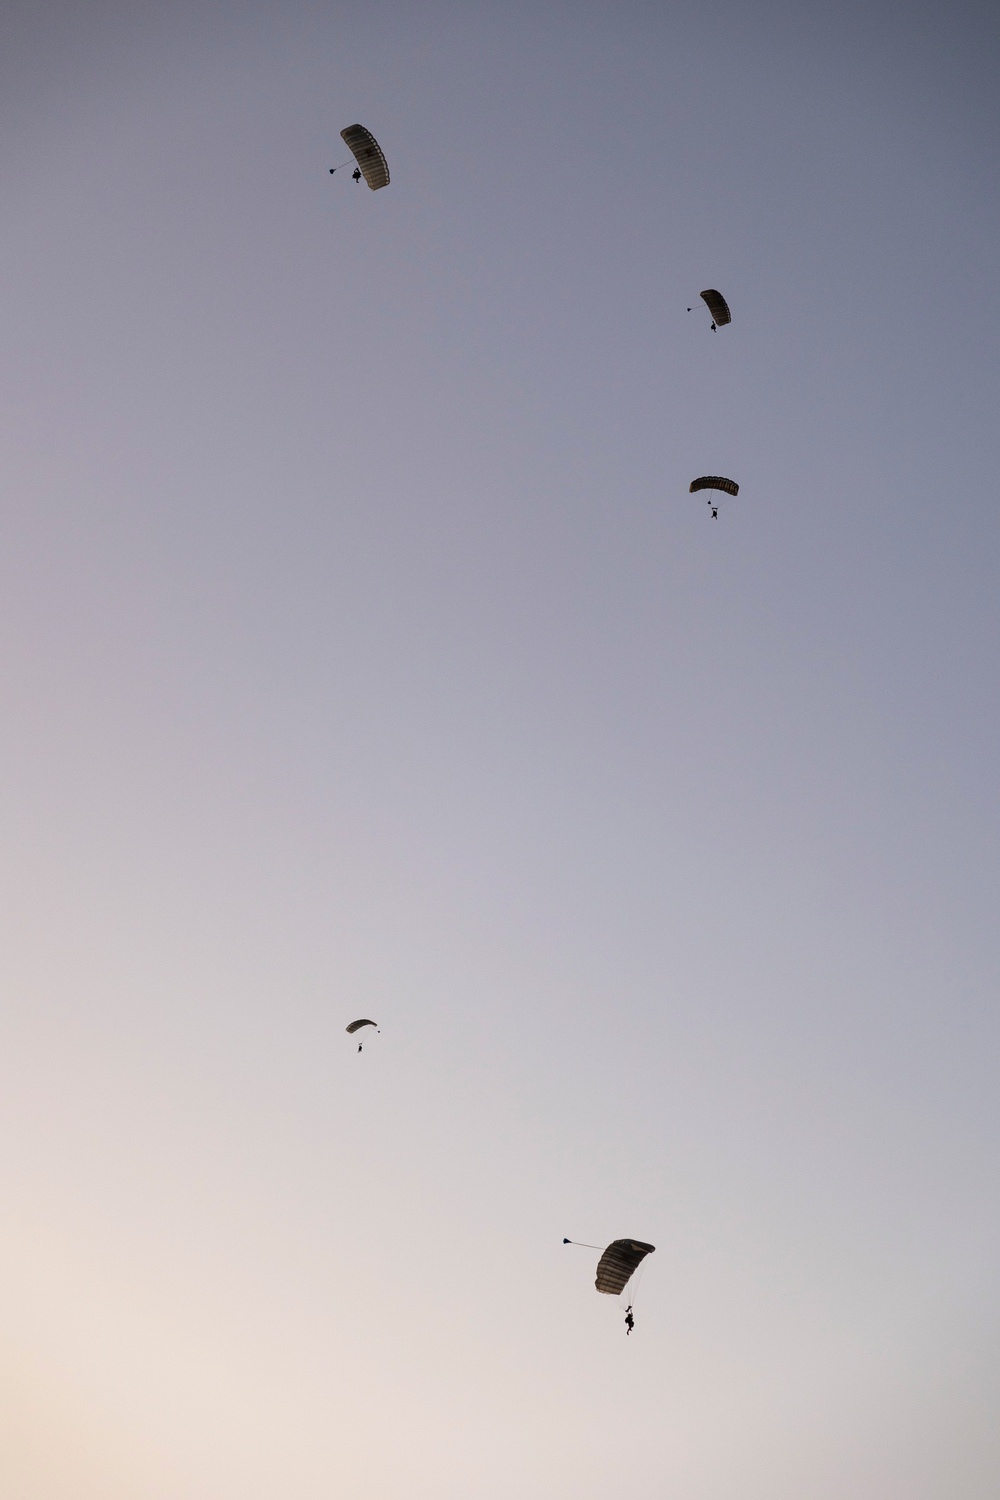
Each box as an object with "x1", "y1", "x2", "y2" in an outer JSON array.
[
  {"x1": 562, "y1": 1239, "x2": 603, "y2": 1251},
  {"x1": 329, "y1": 160, "x2": 352, "y2": 175},
  {"x1": 628, "y1": 1260, "x2": 647, "y2": 1306}
]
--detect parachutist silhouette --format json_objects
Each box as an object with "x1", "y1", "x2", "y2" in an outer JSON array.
[
  {"x1": 358, "y1": 1043, "x2": 363, "y2": 1053},
  {"x1": 700, "y1": 290, "x2": 731, "y2": 327},
  {"x1": 340, "y1": 124, "x2": 389, "y2": 190},
  {"x1": 691, "y1": 477, "x2": 737, "y2": 518},
  {"x1": 625, "y1": 1305, "x2": 634, "y2": 1334}
]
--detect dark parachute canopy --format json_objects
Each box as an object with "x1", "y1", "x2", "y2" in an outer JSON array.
[
  {"x1": 346, "y1": 1019, "x2": 379, "y2": 1034},
  {"x1": 340, "y1": 125, "x2": 390, "y2": 190},
  {"x1": 690, "y1": 475, "x2": 739, "y2": 497},
  {"x1": 700, "y1": 289, "x2": 731, "y2": 327},
  {"x1": 595, "y1": 1239, "x2": 655, "y2": 1296}
]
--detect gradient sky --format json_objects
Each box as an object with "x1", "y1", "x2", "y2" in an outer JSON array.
[{"x1": 1, "y1": 3, "x2": 999, "y2": 1497}]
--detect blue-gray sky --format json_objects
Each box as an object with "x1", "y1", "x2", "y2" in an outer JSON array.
[{"x1": 1, "y1": 4, "x2": 998, "y2": 1496}]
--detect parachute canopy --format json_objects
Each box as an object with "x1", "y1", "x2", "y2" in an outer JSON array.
[
  {"x1": 690, "y1": 475, "x2": 739, "y2": 497},
  {"x1": 346, "y1": 1018, "x2": 378, "y2": 1034},
  {"x1": 700, "y1": 289, "x2": 731, "y2": 326},
  {"x1": 595, "y1": 1239, "x2": 655, "y2": 1296},
  {"x1": 340, "y1": 125, "x2": 390, "y2": 190}
]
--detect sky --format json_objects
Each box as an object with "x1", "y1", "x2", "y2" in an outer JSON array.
[{"x1": 0, "y1": 2, "x2": 998, "y2": 1496}]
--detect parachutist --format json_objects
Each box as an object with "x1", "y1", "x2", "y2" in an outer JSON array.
[
  {"x1": 690, "y1": 477, "x2": 738, "y2": 520},
  {"x1": 625, "y1": 1306, "x2": 634, "y2": 1335},
  {"x1": 700, "y1": 290, "x2": 731, "y2": 328},
  {"x1": 341, "y1": 124, "x2": 390, "y2": 190},
  {"x1": 348, "y1": 1019, "x2": 378, "y2": 1054}
]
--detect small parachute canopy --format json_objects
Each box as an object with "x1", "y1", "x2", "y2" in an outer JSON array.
[
  {"x1": 340, "y1": 125, "x2": 390, "y2": 190},
  {"x1": 595, "y1": 1239, "x2": 655, "y2": 1296},
  {"x1": 346, "y1": 1019, "x2": 378, "y2": 1034},
  {"x1": 700, "y1": 289, "x2": 731, "y2": 326},
  {"x1": 690, "y1": 475, "x2": 739, "y2": 497}
]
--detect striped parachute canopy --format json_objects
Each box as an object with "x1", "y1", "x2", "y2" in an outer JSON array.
[
  {"x1": 595, "y1": 1239, "x2": 655, "y2": 1296},
  {"x1": 340, "y1": 124, "x2": 390, "y2": 190},
  {"x1": 700, "y1": 289, "x2": 731, "y2": 326},
  {"x1": 690, "y1": 475, "x2": 739, "y2": 497},
  {"x1": 346, "y1": 1019, "x2": 379, "y2": 1034}
]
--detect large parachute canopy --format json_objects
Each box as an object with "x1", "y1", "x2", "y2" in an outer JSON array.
[
  {"x1": 595, "y1": 1239, "x2": 655, "y2": 1296},
  {"x1": 340, "y1": 125, "x2": 390, "y2": 190},
  {"x1": 690, "y1": 475, "x2": 739, "y2": 497},
  {"x1": 700, "y1": 289, "x2": 731, "y2": 327},
  {"x1": 346, "y1": 1019, "x2": 379, "y2": 1034}
]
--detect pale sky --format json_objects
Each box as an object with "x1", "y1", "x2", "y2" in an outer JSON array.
[{"x1": 1, "y1": 3, "x2": 998, "y2": 1497}]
